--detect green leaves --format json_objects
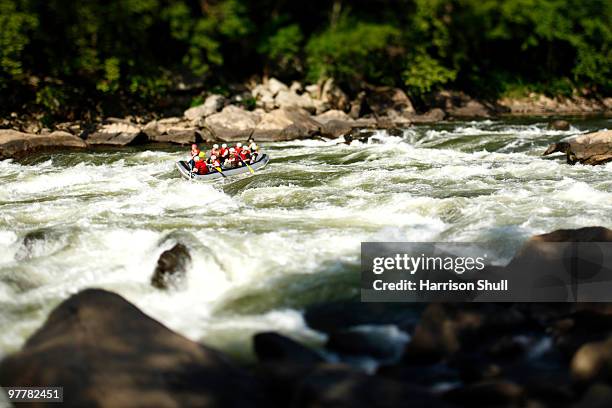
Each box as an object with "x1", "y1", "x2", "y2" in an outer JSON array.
[
  {"x1": 0, "y1": 0, "x2": 38, "y2": 81},
  {"x1": 403, "y1": 54, "x2": 457, "y2": 96},
  {"x1": 306, "y1": 21, "x2": 401, "y2": 84}
]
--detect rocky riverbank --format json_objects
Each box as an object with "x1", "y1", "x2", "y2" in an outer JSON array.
[
  {"x1": 1, "y1": 78, "x2": 610, "y2": 162},
  {"x1": 2, "y1": 226, "x2": 612, "y2": 407}
]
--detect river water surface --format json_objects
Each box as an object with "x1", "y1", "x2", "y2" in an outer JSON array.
[{"x1": 1, "y1": 118, "x2": 611, "y2": 359}]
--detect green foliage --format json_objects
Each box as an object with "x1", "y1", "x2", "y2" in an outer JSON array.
[
  {"x1": 403, "y1": 54, "x2": 456, "y2": 95},
  {"x1": 0, "y1": 0, "x2": 610, "y2": 118},
  {"x1": 258, "y1": 24, "x2": 304, "y2": 74},
  {"x1": 306, "y1": 20, "x2": 401, "y2": 85},
  {"x1": 0, "y1": 0, "x2": 38, "y2": 83}
]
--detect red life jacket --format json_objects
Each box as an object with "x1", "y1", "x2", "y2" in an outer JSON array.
[
  {"x1": 239, "y1": 150, "x2": 250, "y2": 160},
  {"x1": 235, "y1": 147, "x2": 242, "y2": 156},
  {"x1": 209, "y1": 158, "x2": 221, "y2": 167},
  {"x1": 219, "y1": 148, "x2": 229, "y2": 157},
  {"x1": 194, "y1": 160, "x2": 208, "y2": 174}
]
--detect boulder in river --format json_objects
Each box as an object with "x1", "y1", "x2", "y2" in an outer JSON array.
[
  {"x1": 543, "y1": 130, "x2": 612, "y2": 165},
  {"x1": 0, "y1": 129, "x2": 87, "y2": 160},
  {"x1": 143, "y1": 117, "x2": 206, "y2": 144},
  {"x1": 86, "y1": 120, "x2": 147, "y2": 146},
  {"x1": 410, "y1": 108, "x2": 446, "y2": 124},
  {"x1": 364, "y1": 86, "x2": 415, "y2": 119},
  {"x1": 251, "y1": 108, "x2": 321, "y2": 141},
  {"x1": 205, "y1": 105, "x2": 261, "y2": 141},
  {"x1": 0, "y1": 289, "x2": 263, "y2": 407},
  {"x1": 314, "y1": 111, "x2": 356, "y2": 139},
  {"x1": 548, "y1": 119, "x2": 571, "y2": 131},
  {"x1": 151, "y1": 243, "x2": 192, "y2": 290},
  {"x1": 184, "y1": 94, "x2": 227, "y2": 121}
]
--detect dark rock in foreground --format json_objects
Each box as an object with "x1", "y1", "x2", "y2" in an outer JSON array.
[
  {"x1": 254, "y1": 332, "x2": 324, "y2": 365},
  {"x1": 0, "y1": 129, "x2": 87, "y2": 160},
  {"x1": 0, "y1": 289, "x2": 263, "y2": 408},
  {"x1": 543, "y1": 130, "x2": 612, "y2": 165},
  {"x1": 151, "y1": 243, "x2": 192, "y2": 289}
]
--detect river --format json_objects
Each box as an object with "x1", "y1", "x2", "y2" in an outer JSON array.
[{"x1": 1, "y1": 117, "x2": 610, "y2": 360}]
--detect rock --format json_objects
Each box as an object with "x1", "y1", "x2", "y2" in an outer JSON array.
[
  {"x1": 349, "y1": 91, "x2": 367, "y2": 119},
  {"x1": 403, "y1": 304, "x2": 527, "y2": 364},
  {"x1": 184, "y1": 94, "x2": 226, "y2": 121},
  {"x1": 253, "y1": 332, "x2": 324, "y2": 365},
  {"x1": 430, "y1": 90, "x2": 494, "y2": 118},
  {"x1": 0, "y1": 129, "x2": 87, "y2": 160},
  {"x1": 251, "y1": 108, "x2": 321, "y2": 141},
  {"x1": 326, "y1": 326, "x2": 409, "y2": 360},
  {"x1": 320, "y1": 78, "x2": 350, "y2": 111},
  {"x1": 151, "y1": 243, "x2": 192, "y2": 290},
  {"x1": 275, "y1": 90, "x2": 316, "y2": 113},
  {"x1": 319, "y1": 120, "x2": 354, "y2": 139},
  {"x1": 304, "y1": 301, "x2": 421, "y2": 334},
  {"x1": 205, "y1": 105, "x2": 261, "y2": 141},
  {"x1": 543, "y1": 130, "x2": 612, "y2": 165},
  {"x1": 292, "y1": 364, "x2": 450, "y2": 408},
  {"x1": 574, "y1": 383, "x2": 612, "y2": 408},
  {"x1": 314, "y1": 109, "x2": 353, "y2": 124},
  {"x1": 571, "y1": 338, "x2": 612, "y2": 384},
  {"x1": 410, "y1": 108, "x2": 446, "y2": 124},
  {"x1": 0, "y1": 289, "x2": 263, "y2": 407},
  {"x1": 86, "y1": 120, "x2": 146, "y2": 146},
  {"x1": 364, "y1": 86, "x2": 415, "y2": 118},
  {"x1": 548, "y1": 119, "x2": 571, "y2": 131},
  {"x1": 498, "y1": 93, "x2": 610, "y2": 115},
  {"x1": 443, "y1": 380, "x2": 524, "y2": 407},
  {"x1": 450, "y1": 100, "x2": 491, "y2": 118},
  {"x1": 315, "y1": 111, "x2": 356, "y2": 138},
  {"x1": 289, "y1": 81, "x2": 303, "y2": 93},
  {"x1": 143, "y1": 117, "x2": 204, "y2": 144},
  {"x1": 267, "y1": 77, "x2": 289, "y2": 96}
]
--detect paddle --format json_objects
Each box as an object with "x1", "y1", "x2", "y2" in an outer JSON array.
[
  {"x1": 210, "y1": 164, "x2": 226, "y2": 178},
  {"x1": 238, "y1": 155, "x2": 255, "y2": 174}
]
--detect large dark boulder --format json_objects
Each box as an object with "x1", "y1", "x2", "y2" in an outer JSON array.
[
  {"x1": 151, "y1": 243, "x2": 192, "y2": 289},
  {"x1": 253, "y1": 332, "x2": 324, "y2": 365},
  {"x1": 292, "y1": 364, "x2": 452, "y2": 408},
  {"x1": 543, "y1": 130, "x2": 612, "y2": 165},
  {"x1": 0, "y1": 289, "x2": 263, "y2": 408},
  {"x1": 0, "y1": 129, "x2": 87, "y2": 160}
]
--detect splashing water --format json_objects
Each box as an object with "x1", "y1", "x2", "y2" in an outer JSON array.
[{"x1": 0, "y1": 118, "x2": 610, "y2": 358}]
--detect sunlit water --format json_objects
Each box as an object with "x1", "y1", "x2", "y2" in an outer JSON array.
[{"x1": 1, "y1": 118, "x2": 611, "y2": 360}]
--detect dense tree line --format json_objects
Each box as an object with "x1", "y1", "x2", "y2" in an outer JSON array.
[{"x1": 1, "y1": 0, "x2": 610, "y2": 120}]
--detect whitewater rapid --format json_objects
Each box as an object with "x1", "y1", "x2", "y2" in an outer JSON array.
[{"x1": 0, "y1": 118, "x2": 611, "y2": 359}]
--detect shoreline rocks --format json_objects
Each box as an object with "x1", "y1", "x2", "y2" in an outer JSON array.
[{"x1": 0, "y1": 129, "x2": 87, "y2": 160}]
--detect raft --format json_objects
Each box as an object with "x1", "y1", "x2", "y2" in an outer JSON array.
[{"x1": 176, "y1": 154, "x2": 269, "y2": 180}]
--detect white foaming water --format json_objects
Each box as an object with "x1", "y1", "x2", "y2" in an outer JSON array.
[{"x1": 0, "y1": 118, "x2": 611, "y2": 358}]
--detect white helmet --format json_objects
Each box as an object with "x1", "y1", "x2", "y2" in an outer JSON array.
[
  {"x1": 236, "y1": 142, "x2": 242, "y2": 147},
  {"x1": 194, "y1": 155, "x2": 200, "y2": 162},
  {"x1": 222, "y1": 143, "x2": 227, "y2": 148},
  {"x1": 213, "y1": 144, "x2": 219, "y2": 149},
  {"x1": 229, "y1": 147, "x2": 235, "y2": 152}
]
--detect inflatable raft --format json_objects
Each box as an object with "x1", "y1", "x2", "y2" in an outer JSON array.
[{"x1": 176, "y1": 154, "x2": 269, "y2": 180}]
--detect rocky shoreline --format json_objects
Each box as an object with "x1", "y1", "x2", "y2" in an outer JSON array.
[
  {"x1": 1, "y1": 78, "x2": 611, "y2": 162},
  {"x1": 2, "y1": 227, "x2": 612, "y2": 407}
]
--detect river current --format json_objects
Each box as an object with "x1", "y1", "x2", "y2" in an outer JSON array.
[{"x1": 1, "y1": 118, "x2": 610, "y2": 359}]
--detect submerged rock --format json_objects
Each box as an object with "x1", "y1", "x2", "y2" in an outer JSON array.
[
  {"x1": 543, "y1": 130, "x2": 612, "y2": 165},
  {"x1": 0, "y1": 289, "x2": 263, "y2": 407},
  {"x1": 0, "y1": 129, "x2": 87, "y2": 160},
  {"x1": 151, "y1": 243, "x2": 192, "y2": 289},
  {"x1": 548, "y1": 119, "x2": 571, "y2": 131}
]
